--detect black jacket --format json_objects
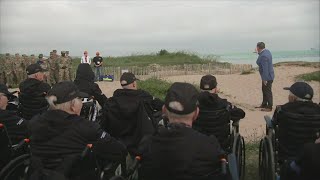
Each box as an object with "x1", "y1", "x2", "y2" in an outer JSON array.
[
  {"x1": 19, "y1": 78, "x2": 51, "y2": 120},
  {"x1": 101, "y1": 89, "x2": 163, "y2": 155},
  {"x1": 198, "y1": 91, "x2": 245, "y2": 121},
  {"x1": 28, "y1": 110, "x2": 127, "y2": 171},
  {"x1": 0, "y1": 109, "x2": 28, "y2": 144},
  {"x1": 140, "y1": 123, "x2": 224, "y2": 180},
  {"x1": 298, "y1": 143, "x2": 320, "y2": 180},
  {"x1": 273, "y1": 101, "x2": 320, "y2": 118},
  {"x1": 74, "y1": 64, "x2": 107, "y2": 106}
]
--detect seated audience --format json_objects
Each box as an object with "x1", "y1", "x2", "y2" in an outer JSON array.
[
  {"x1": 140, "y1": 82, "x2": 224, "y2": 180},
  {"x1": 74, "y1": 63, "x2": 107, "y2": 106},
  {"x1": 28, "y1": 82, "x2": 127, "y2": 179},
  {"x1": 0, "y1": 83, "x2": 28, "y2": 144},
  {"x1": 19, "y1": 64, "x2": 51, "y2": 120},
  {"x1": 101, "y1": 72, "x2": 163, "y2": 155}
]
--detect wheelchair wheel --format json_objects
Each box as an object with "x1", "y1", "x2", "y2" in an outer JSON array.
[
  {"x1": 0, "y1": 154, "x2": 30, "y2": 180},
  {"x1": 232, "y1": 134, "x2": 246, "y2": 180},
  {"x1": 258, "y1": 137, "x2": 275, "y2": 180}
]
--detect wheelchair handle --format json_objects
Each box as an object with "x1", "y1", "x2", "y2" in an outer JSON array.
[
  {"x1": 13, "y1": 138, "x2": 30, "y2": 151},
  {"x1": 81, "y1": 144, "x2": 93, "y2": 158},
  {"x1": 220, "y1": 158, "x2": 227, "y2": 175}
]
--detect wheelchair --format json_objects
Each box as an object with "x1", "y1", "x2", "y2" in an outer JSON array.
[
  {"x1": 109, "y1": 152, "x2": 241, "y2": 180},
  {"x1": 81, "y1": 98, "x2": 100, "y2": 122},
  {"x1": 258, "y1": 107, "x2": 320, "y2": 180},
  {"x1": 192, "y1": 107, "x2": 246, "y2": 180},
  {"x1": 0, "y1": 143, "x2": 124, "y2": 180},
  {"x1": 0, "y1": 123, "x2": 30, "y2": 170}
]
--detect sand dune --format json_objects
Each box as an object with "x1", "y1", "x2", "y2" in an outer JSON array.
[{"x1": 98, "y1": 65, "x2": 320, "y2": 141}]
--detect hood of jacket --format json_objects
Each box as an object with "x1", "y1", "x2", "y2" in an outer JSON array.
[{"x1": 74, "y1": 63, "x2": 95, "y2": 83}]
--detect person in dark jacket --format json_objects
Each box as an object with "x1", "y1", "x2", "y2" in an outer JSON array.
[
  {"x1": 74, "y1": 63, "x2": 107, "y2": 106},
  {"x1": 140, "y1": 82, "x2": 224, "y2": 180},
  {"x1": 101, "y1": 72, "x2": 163, "y2": 155},
  {"x1": 272, "y1": 82, "x2": 320, "y2": 121},
  {"x1": 198, "y1": 75, "x2": 245, "y2": 121},
  {"x1": 19, "y1": 64, "x2": 51, "y2": 120},
  {"x1": 28, "y1": 81, "x2": 127, "y2": 179},
  {"x1": 0, "y1": 83, "x2": 28, "y2": 144}
]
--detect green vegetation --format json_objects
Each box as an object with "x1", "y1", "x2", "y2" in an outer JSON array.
[
  {"x1": 71, "y1": 50, "x2": 222, "y2": 69},
  {"x1": 245, "y1": 142, "x2": 259, "y2": 180},
  {"x1": 137, "y1": 78, "x2": 173, "y2": 100},
  {"x1": 296, "y1": 71, "x2": 320, "y2": 82},
  {"x1": 274, "y1": 61, "x2": 320, "y2": 68}
]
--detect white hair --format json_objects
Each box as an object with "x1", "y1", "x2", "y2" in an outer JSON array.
[
  {"x1": 28, "y1": 74, "x2": 36, "y2": 78},
  {"x1": 166, "y1": 101, "x2": 195, "y2": 121},
  {"x1": 46, "y1": 95, "x2": 82, "y2": 111},
  {"x1": 289, "y1": 92, "x2": 311, "y2": 102}
]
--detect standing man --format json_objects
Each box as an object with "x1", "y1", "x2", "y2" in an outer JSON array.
[
  {"x1": 58, "y1": 51, "x2": 70, "y2": 82},
  {"x1": 81, "y1": 51, "x2": 91, "y2": 64},
  {"x1": 66, "y1": 51, "x2": 73, "y2": 80},
  {"x1": 48, "y1": 52, "x2": 58, "y2": 85},
  {"x1": 38, "y1": 54, "x2": 51, "y2": 85},
  {"x1": 255, "y1": 42, "x2": 275, "y2": 112},
  {"x1": 13, "y1": 53, "x2": 24, "y2": 85},
  {"x1": 92, "y1": 52, "x2": 103, "y2": 81}
]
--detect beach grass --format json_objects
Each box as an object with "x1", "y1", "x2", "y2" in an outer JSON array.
[
  {"x1": 240, "y1": 69, "x2": 255, "y2": 75},
  {"x1": 274, "y1": 61, "x2": 320, "y2": 68},
  {"x1": 137, "y1": 78, "x2": 172, "y2": 100},
  {"x1": 296, "y1": 71, "x2": 320, "y2": 82}
]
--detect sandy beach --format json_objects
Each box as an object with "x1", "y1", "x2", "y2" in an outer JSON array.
[{"x1": 97, "y1": 64, "x2": 320, "y2": 141}]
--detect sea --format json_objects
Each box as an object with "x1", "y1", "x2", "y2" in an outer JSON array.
[{"x1": 214, "y1": 50, "x2": 320, "y2": 66}]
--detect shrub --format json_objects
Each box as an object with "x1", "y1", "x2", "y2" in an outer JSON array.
[
  {"x1": 296, "y1": 71, "x2": 320, "y2": 82},
  {"x1": 137, "y1": 78, "x2": 172, "y2": 100}
]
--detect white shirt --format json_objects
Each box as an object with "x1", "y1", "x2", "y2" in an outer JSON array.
[{"x1": 81, "y1": 55, "x2": 91, "y2": 64}]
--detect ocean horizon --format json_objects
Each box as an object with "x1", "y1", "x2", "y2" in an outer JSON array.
[{"x1": 214, "y1": 50, "x2": 320, "y2": 66}]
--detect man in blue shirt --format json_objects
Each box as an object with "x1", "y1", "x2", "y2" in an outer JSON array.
[{"x1": 255, "y1": 42, "x2": 275, "y2": 111}]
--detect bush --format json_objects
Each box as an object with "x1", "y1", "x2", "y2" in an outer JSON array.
[
  {"x1": 241, "y1": 69, "x2": 255, "y2": 75},
  {"x1": 158, "y1": 49, "x2": 169, "y2": 56},
  {"x1": 137, "y1": 78, "x2": 172, "y2": 100},
  {"x1": 296, "y1": 71, "x2": 320, "y2": 82}
]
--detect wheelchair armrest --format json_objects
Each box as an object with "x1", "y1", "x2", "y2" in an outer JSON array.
[
  {"x1": 227, "y1": 153, "x2": 239, "y2": 180},
  {"x1": 264, "y1": 115, "x2": 274, "y2": 129}
]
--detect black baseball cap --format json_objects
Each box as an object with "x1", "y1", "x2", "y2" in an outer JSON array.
[
  {"x1": 120, "y1": 72, "x2": 139, "y2": 86},
  {"x1": 26, "y1": 63, "x2": 47, "y2": 75},
  {"x1": 47, "y1": 81, "x2": 89, "y2": 104},
  {"x1": 200, "y1": 75, "x2": 217, "y2": 90},
  {"x1": 0, "y1": 83, "x2": 15, "y2": 98},
  {"x1": 284, "y1": 82, "x2": 313, "y2": 100},
  {"x1": 165, "y1": 82, "x2": 199, "y2": 115}
]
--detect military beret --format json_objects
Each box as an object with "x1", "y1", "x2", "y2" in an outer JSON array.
[{"x1": 39, "y1": 54, "x2": 43, "y2": 58}]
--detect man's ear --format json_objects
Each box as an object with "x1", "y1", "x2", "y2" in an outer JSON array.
[
  {"x1": 162, "y1": 105, "x2": 167, "y2": 114},
  {"x1": 192, "y1": 107, "x2": 199, "y2": 122}
]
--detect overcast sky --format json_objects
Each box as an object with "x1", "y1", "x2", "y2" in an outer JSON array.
[{"x1": 0, "y1": 0, "x2": 319, "y2": 56}]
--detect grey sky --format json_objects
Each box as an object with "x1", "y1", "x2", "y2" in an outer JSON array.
[{"x1": 0, "y1": 0, "x2": 319, "y2": 56}]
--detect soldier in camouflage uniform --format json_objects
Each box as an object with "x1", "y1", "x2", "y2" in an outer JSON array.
[
  {"x1": 0, "y1": 54, "x2": 5, "y2": 84},
  {"x1": 30, "y1": 54, "x2": 36, "y2": 64},
  {"x1": 13, "y1": 53, "x2": 24, "y2": 85},
  {"x1": 21, "y1": 54, "x2": 28, "y2": 79},
  {"x1": 66, "y1": 51, "x2": 73, "y2": 80},
  {"x1": 58, "y1": 51, "x2": 70, "y2": 82},
  {"x1": 4, "y1": 53, "x2": 14, "y2": 87},
  {"x1": 38, "y1": 54, "x2": 51, "y2": 85},
  {"x1": 48, "y1": 52, "x2": 58, "y2": 85}
]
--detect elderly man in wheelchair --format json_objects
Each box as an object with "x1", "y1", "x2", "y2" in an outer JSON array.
[
  {"x1": 259, "y1": 82, "x2": 320, "y2": 180},
  {"x1": 0, "y1": 82, "x2": 127, "y2": 180},
  {"x1": 192, "y1": 75, "x2": 246, "y2": 180}
]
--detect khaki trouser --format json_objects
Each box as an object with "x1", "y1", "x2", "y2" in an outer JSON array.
[
  {"x1": 14, "y1": 71, "x2": 24, "y2": 85},
  {"x1": 58, "y1": 69, "x2": 70, "y2": 82}
]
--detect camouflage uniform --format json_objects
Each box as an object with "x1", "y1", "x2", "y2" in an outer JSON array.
[
  {"x1": 66, "y1": 51, "x2": 73, "y2": 80},
  {"x1": 30, "y1": 54, "x2": 36, "y2": 64},
  {"x1": 21, "y1": 54, "x2": 28, "y2": 79},
  {"x1": 38, "y1": 54, "x2": 51, "y2": 85},
  {"x1": 4, "y1": 53, "x2": 14, "y2": 86},
  {"x1": 13, "y1": 53, "x2": 24, "y2": 84},
  {"x1": 58, "y1": 51, "x2": 70, "y2": 82},
  {"x1": 0, "y1": 55, "x2": 5, "y2": 84},
  {"x1": 48, "y1": 52, "x2": 58, "y2": 84}
]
